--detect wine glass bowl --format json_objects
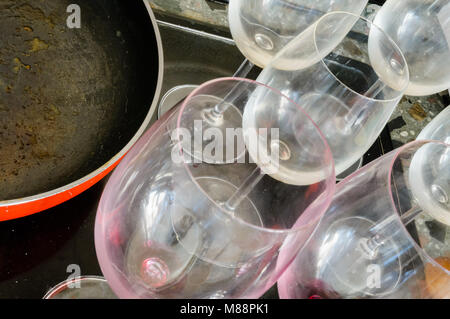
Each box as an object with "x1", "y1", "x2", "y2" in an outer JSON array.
[
  {"x1": 95, "y1": 78, "x2": 336, "y2": 299},
  {"x1": 373, "y1": 0, "x2": 450, "y2": 96},
  {"x1": 242, "y1": 84, "x2": 333, "y2": 185},
  {"x1": 257, "y1": 12, "x2": 410, "y2": 176},
  {"x1": 409, "y1": 141, "x2": 450, "y2": 226},
  {"x1": 277, "y1": 140, "x2": 450, "y2": 299},
  {"x1": 416, "y1": 106, "x2": 450, "y2": 225},
  {"x1": 228, "y1": 0, "x2": 369, "y2": 68},
  {"x1": 311, "y1": 216, "x2": 403, "y2": 297}
]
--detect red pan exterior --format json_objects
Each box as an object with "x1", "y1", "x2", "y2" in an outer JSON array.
[{"x1": 0, "y1": 159, "x2": 120, "y2": 222}]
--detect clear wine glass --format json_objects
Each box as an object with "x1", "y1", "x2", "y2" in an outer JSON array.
[
  {"x1": 257, "y1": 11, "x2": 410, "y2": 176},
  {"x1": 228, "y1": 0, "x2": 368, "y2": 69},
  {"x1": 373, "y1": 0, "x2": 450, "y2": 96},
  {"x1": 277, "y1": 140, "x2": 450, "y2": 299},
  {"x1": 183, "y1": 1, "x2": 368, "y2": 164},
  {"x1": 94, "y1": 78, "x2": 335, "y2": 299},
  {"x1": 417, "y1": 105, "x2": 450, "y2": 142}
]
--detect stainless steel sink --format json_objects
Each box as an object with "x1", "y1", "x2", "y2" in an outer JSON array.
[{"x1": 156, "y1": 19, "x2": 245, "y2": 107}]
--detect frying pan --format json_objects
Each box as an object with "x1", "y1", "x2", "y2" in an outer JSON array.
[{"x1": 0, "y1": 0, "x2": 163, "y2": 221}]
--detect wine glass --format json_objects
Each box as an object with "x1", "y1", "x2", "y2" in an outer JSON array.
[
  {"x1": 94, "y1": 78, "x2": 335, "y2": 299},
  {"x1": 181, "y1": 1, "x2": 368, "y2": 164},
  {"x1": 373, "y1": 0, "x2": 450, "y2": 96},
  {"x1": 228, "y1": 0, "x2": 368, "y2": 69},
  {"x1": 257, "y1": 11, "x2": 410, "y2": 176},
  {"x1": 277, "y1": 140, "x2": 450, "y2": 299},
  {"x1": 417, "y1": 105, "x2": 450, "y2": 142}
]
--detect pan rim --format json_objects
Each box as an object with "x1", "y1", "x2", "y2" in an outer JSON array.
[{"x1": 0, "y1": 0, "x2": 164, "y2": 209}]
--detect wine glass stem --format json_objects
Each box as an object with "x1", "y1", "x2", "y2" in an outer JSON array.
[
  {"x1": 400, "y1": 205, "x2": 425, "y2": 226},
  {"x1": 233, "y1": 59, "x2": 255, "y2": 78},
  {"x1": 223, "y1": 167, "x2": 264, "y2": 212},
  {"x1": 364, "y1": 205, "x2": 423, "y2": 254},
  {"x1": 209, "y1": 59, "x2": 255, "y2": 120}
]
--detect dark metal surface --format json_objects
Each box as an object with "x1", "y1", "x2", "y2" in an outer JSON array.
[
  {"x1": 0, "y1": 0, "x2": 158, "y2": 200},
  {"x1": 0, "y1": 180, "x2": 105, "y2": 298}
]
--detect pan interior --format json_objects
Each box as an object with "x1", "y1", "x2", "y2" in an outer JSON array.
[{"x1": 0, "y1": 0, "x2": 158, "y2": 201}]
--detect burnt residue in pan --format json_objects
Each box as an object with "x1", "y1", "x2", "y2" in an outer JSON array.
[{"x1": 0, "y1": 0, "x2": 157, "y2": 200}]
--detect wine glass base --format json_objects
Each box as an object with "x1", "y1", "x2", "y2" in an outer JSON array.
[
  {"x1": 177, "y1": 95, "x2": 246, "y2": 164},
  {"x1": 320, "y1": 217, "x2": 402, "y2": 298},
  {"x1": 43, "y1": 276, "x2": 117, "y2": 299},
  {"x1": 124, "y1": 225, "x2": 199, "y2": 292},
  {"x1": 158, "y1": 85, "x2": 198, "y2": 119}
]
